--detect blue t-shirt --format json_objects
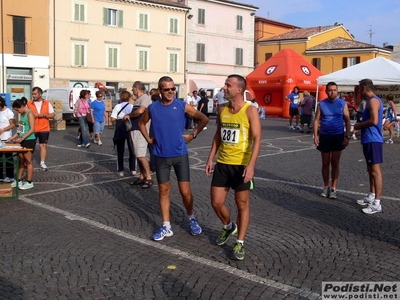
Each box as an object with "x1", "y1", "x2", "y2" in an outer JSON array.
[
  {"x1": 148, "y1": 99, "x2": 187, "y2": 158},
  {"x1": 361, "y1": 96, "x2": 384, "y2": 144},
  {"x1": 319, "y1": 98, "x2": 346, "y2": 135},
  {"x1": 90, "y1": 100, "x2": 105, "y2": 123},
  {"x1": 287, "y1": 92, "x2": 300, "y2": 109}
]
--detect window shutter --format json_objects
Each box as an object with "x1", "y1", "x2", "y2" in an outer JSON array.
[
  {"x1": 342, "y1": 57, "x2": 347, "y2": 68},
  {"x1": 74, "y1": 4, "x2": 79, "y2": 21},
  {"x1": 144, "y1": 14, "x2": 148, "y2": 30},
  {"x1": 80, "y1": 4, "x2": 85, "y2": 22},
  {"x1": 265, "y1": 53, "x2": 272, "y2": 61},
  {"x1": 74, "y1": 45, "x2": 79, "y2": 65},
  {"x1": 169, "y1": 18, "x2": 173, "y2": 33},
  {"x1": 139, "y1": 14, "x2": 144, "y2": 29},
  {"x1": 103, "y1": 8, "x2": 108, "y2": 25},
  {"x1": 80, "y1": 45, "x2": 84, "y2": 66},
  {"x1": 118, "y1": 10, "x2": 123, "y2": 27},
  {"x1": 113, "y1": 48, "x2": 118, "y2": 67},
  {"x1": 356, "y1": 56, "x2": 360, "y2": 64},
  {"x1": 108, "y1": 48, "x2": 112, "y2": 67}
]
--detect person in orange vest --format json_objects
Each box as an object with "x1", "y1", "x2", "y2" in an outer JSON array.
[{"x1": 27, "y1": 87, "x2": 55, "y2": 171}]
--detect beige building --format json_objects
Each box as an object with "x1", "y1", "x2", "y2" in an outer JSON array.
[
  {"x1": 0, "y1": 0, "x2": 50, "y2": 100},
  {"x1": 50, "y1": 0, "x2": 189, "y2": 97}
]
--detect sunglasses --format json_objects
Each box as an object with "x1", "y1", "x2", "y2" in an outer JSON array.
[{"x1": 161, "y1": 87, "x2": 176, "y2": 92}]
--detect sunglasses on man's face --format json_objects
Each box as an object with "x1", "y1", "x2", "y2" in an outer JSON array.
[{"x1": 161, "y1": 87, "x2": 176, "y2": 92}]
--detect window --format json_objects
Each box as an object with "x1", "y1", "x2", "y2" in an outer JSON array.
[
  {"x1": 169, "y1": 18, "x2": 178, "y2": 34},
  {"x1": 196, "y1": 43, "x2": 205, "y2": 62},
  {"x1": 265, "y1": 53, "x2": 272, "y2": 61},
  {"x1": 107, "y1": 46, "x2": 119, "y2": 68},
  {"x1": 13, "y1": 16, "x2": 25, "y2": 54},
  {"x1": 235, "y1": 48, "x2": 243, "y2": 66},
  {"x1": 312, "y1": 58, "x2": 321, "y2": 70},
  {"x1": 73, "y1": 43, "x2": 86, "y2": 67},
  {"x1": 342, "y1": 56, "x2": 360, "y2": 68},
  {"x1": 138, "y1": 13, "x2": 149, "y2": 30},
  {"x1": 236, "y1": 15, "x2": 243, "y2": 31},
  {"x1": 198, "y1": 8, "x2": 205, "y2": 25},
  {"x1": 168, "y1": 52, "x2": 178, "y2": 73},
  {"x1": 137, "y1": 48, "x2": 149, "y2": 71},
  {"x1": 73, "y1": 2, "x2": 86, "y2": 22},
  {"x1": 103, "y1": 8, "x2": 123, "y2": 27}
]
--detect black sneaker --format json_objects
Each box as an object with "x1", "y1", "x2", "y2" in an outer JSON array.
[{"x1": 216, "y1": 223, "x2": 237, "y2": 246}]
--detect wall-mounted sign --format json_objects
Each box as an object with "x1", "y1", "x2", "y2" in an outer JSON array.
[{"x1": 6, "y1": 74, "x2": 32, "y2": 80}]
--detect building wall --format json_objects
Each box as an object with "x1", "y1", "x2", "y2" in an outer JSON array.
[
  {"x1": 0, "y1": 0, "x2": 50, "y2": 98},
  {"x1": 50, "y1": 0, "x2": 188, "y2": 96},
  {"x1": 186, "y1": 0, "x2": 256, "y2": 91}
]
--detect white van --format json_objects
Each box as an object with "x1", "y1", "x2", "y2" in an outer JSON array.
[{"x1": 43, "y1": 87, "x2": 98, "y2": 121}]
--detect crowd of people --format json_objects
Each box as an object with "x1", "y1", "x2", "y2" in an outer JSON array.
[{"x1": 0, "y1": 76, "x2": 393, "y2": 260}]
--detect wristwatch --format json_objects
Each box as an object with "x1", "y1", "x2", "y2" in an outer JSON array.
[
  {"x1": 345, "y1": 135, "x2": 351, "y2": 139},
  {"x1": 191, "y1": 133, "x2": 197, "y2": 139}
]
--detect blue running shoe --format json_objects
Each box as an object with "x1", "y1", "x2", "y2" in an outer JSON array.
[
  {"x1": 189, "y1": 218, "x2": 202, "y2": 235},
  {"x1": 152, "y1": 225, "x2": 173, "y2": 241}
]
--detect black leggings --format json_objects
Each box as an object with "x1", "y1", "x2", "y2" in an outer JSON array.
[{"x1": 115, "y1": 138, "x2": 136, "y2": 172}]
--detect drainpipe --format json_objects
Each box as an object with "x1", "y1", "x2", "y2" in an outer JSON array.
[{"x1": 53, "y1": 0, "x2": 56, "y2": 79}]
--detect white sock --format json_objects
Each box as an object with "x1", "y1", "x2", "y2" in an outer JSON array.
[
  {"x1": 223, "y1": 222, "x2": 232, "y2": 230},
  {"x1": 40, "y1": 161, "x2": 45, "y2": 164},
  {"x1": 368, "y1": 192, "x2": 375, "y2": 199},
  {"x1": 188, "y1": 214, "x2": 194, "y2": 220},
  {"x1": 163, "y1": 221, "x2": 171, "y2": 230},
  {"x1": 236, "y1": 240, "x2": 244, "y2": 245},
  {"x1": 374, "y1": 200, "x2": 380, "y2": 206}
]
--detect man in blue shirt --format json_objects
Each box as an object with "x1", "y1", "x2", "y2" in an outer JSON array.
[
  {"x1": 354, "y1": 79, "x2": 384, "y2": 214},
  {"x1": 313, "y1": 82, "x2": 351, "y2": 199},
  {"x1": 285, "y1": 86, "x2": 301, "y2": 130},
  {"x1": 139, "y1": 76, "x2": 209, "y2": 241}
]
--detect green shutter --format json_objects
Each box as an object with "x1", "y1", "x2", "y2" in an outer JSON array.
[
  {"x1": 74, "y1": 45, "x2": 79, "y2": 65},
  {"x1": 108, "y1": 48, "x2": 112, "y2": 67},
  {"x1": 169, "y1": 18, "x2": 173, "y2": 33},
  {"x1": 113, "y1": 48, "x2": 118, "y2": 67},
  {"x1": 103, "y1": 8, "x2": 108, "y2": 25},
  {"x1": 80, "y1": 45, "x2": 84, "y2": 66},
  {"x1": 118, "y1": 10, "x2": 123, "y2": 27},
  {"x1": 74, "y1": 4, "x2": 79, "y2": 21},
  {"x1": 80, "y1": 4, "x2": 85, "y2": 22},
  {"x1": 144, "y1": 14, "x2": 148, "y2": 30}
]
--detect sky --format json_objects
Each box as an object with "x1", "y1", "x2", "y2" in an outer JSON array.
[{"x1": 244, "y1": 0, "x2": 400, "y2": 47}]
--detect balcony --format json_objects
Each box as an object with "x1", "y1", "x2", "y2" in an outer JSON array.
[{"x1": 13, "y1": 41, "x2": 26, "y2": 55}]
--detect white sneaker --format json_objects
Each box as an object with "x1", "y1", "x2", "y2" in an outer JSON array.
[
  {"x1": 357, "y1": 195, "x2": 374, "y2": 206},
  {"x1": 93, "y1": 139, "x2": 98, "y2": 144},
  {"x1": 329, "y1": 188, "x2": 337, "y2": 199},
  {"x1": 203, "y1": 127, "x2": 207, "y2": 130},
  {"x1": 40, "y1": 162, "x2": 48, "y2": 171},
  {"x1": 289, "y1": 126, "x2": 295, "y2": 130},
  {"x1": 77, "y1": 144, "x2": 83, "y2": 148},
  {"x1": 351, "y1": 134, "x2": 357, "y2": 140},
  {"x1": 98, "y1": 140, "x2": 102, "y2": 146},
  {"x1": 320, "y1": 186, "x2": 329, "y2": 198},
  {"x1": 362, "y1": 202, "x2": 382, "y2": 214},
  {"x1": 11, "y1": 181, "x2": 23, "y2": 188},
  {"x1": 3, "y1": 177, "x2": 14, "y2": 183},
  {"x1": 385, "y1": 139, "x2": 394, "y2": 144},
  {"x1": 118, "y1": 171, "x2": 124, "y2": 177},
  {"x1": 296, "y1": 125, "x2": 301, "y2": 130},
  {"x1": 19, "y1": 182, "x2": 34, "y2": 190},
  {"x1": 131, "y1": 171, "x2": 137, "y2": 176},
  {"x1": 85, "y1": 143, "x2": 91, "y2": 148}
]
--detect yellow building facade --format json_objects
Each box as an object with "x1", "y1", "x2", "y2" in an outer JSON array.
[{"x1": 0, "y1": 0, "x2": 50, "y2": 99}]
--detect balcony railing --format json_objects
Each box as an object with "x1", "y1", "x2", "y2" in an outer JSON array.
[{"x1": 14, "y1": 41, "x2": 26, "y2": 54}]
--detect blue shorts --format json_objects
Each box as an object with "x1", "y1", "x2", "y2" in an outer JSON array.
[
  {"x1": 362, "y1": 142, "x2": 383, "y2": 165},
  {"x1": 317, "y1": 133, "x2": 344, "y2": 153},
  {"x1": 94, "y1": 121, "x2": 104, "y2": 134}
]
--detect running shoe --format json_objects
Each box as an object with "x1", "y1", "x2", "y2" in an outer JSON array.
[
  {"x1": 362, "y1": 202, "x2": 382, "y2": 214},
  {"x1": 3, "y1": 177, "x2": 14, "y2": 183},
  {"x1": 19, "y1": 182, "x2": 34, "y2": 190},
  {"x1": 232, "y1": 242, "x2": 245, "y2": 261},
  {"x1": 11, "y1": 181, "x2": 23, "y2": 188},
  {"x1": 329, "y1": 188, "x2": 337, "y2": 199},
  {"x1": 189, "y1": 218, "x2": 202, "y2": 235},
  {"x1": 40, "y1": 162, "x2": 48, "y2": 171},
  {"x1": 85, "y1": 143, "x2": 91, "y2": 148},
  {"x1": 216, "y1": 223, "x2": 237, "y2": 246},
  {"x1": 152, "y1": 226, "x2": 173, "y2": 241},
  {"x1": 357, "y1": 195, "x2": 374, "y2": 206},
  {"x1": 385, "y1": 139, "x2": 394, "y2": 144},
  {"x1": 320, "y1": 186, "x2": 329, "y2": 198}
]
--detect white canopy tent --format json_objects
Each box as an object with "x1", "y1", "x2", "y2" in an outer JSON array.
[{"x1": 317, "y1": 57, "x2": 400, "y2": 85}]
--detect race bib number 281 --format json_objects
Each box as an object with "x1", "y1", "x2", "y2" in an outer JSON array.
[{"x1": 221, "y1": 123, "x2": 240, "y2": 145}]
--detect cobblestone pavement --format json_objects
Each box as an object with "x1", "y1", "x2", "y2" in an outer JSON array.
[{"x1": 1, "y1": 118, "x2": 399, "y2": 299}]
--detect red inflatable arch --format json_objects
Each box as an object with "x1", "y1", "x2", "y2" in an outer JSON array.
[{"x1": 246, "y1": 49, "x2": 326, "y2": 118}]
